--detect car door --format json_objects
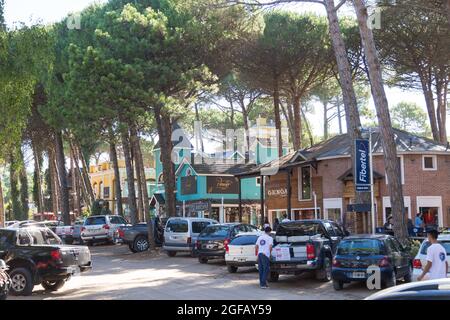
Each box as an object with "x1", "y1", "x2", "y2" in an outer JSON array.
[{"x1": 165, "y1": 219, "x2": 189, "y2": 247}]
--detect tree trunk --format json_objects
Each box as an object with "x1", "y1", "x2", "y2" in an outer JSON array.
[
  {"x1": 54, "y1": 131, "x2": 71, "y2": 225},
  {"x1": 242, "y1": 108, "x2": 250, "y2": 161},
  {"x1": 292, "y1": 95, "x2": 302, "y2": 150},
  {"x1": 155, "y1": 106, "x2": 177, "y2": 217},
  {"x1": 446, "y1": 0, "x2": 450, "y2": 28},
  {"x1": 336, "y1": 96, "x2": 343, "y2": 135},
  {"x1": 130, "y1": 133, "x2": 144, "y2": 222},
  {"x1": 323, "y1": 101, "x2": 329, "y2": 140},
  {"x1": 273, "y1": 78, "x2": 284, "y2": 157},
  {"x1": 109, "y1": 139, "x2": 123, "y2": 216},
  {"x1": 353, "y1": 0, "x2": 407, "y2": 242},
  {"x1": 121, "y1": 128, "x2": 138, "y2": 224},
  {"x1": 194, "y1": 103, "x2": 205, "y2": 153},
  {"x1": 0, "y1": 177, "x2": 4, "y2": 227},
  {"x1": 301, "y1": 107, "x2": 314, "y2": 147},
  {"x1": 69, "y1": 140, "x2": 94, "y2": 209},
  {"x1": 70, "y1": 149, "x2": 81, "y2": 218},
  {"x1": 75, "y1": 142, "x2": 95, "y2": 206},
  {"x1": 48, "y1": 148, "x2": 59, "y2": 217},
  {"x1": 420, "y1": 77, "x2": 440, "y2": 141},
  {"x1": 9, "y1": 153, "x2": 21, "y2": 220},
  {"x1": 18, "y1": 149, "x2": 29, "y2": 220},
  {"x1": 32, "y1": 140, "x2": 44, "y2": 213},
  {"x1": 435, "y1": 77, "x2": 448, "y2": 143}
]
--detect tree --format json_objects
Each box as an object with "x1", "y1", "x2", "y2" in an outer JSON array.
[
  {"x1": 391, "y1": 102, "x2": 430, "y2": 135},
  {"x1": 376, "y1": 0, "x2": 450, "y2": 143},
  {"x1": 353, "y1": 0, "x2": 407, "y2": 242}
]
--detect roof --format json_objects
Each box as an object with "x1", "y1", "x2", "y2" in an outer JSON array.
[
  {"x1": 299, "y1": 128, "x2": 450, "y2": 160},
  {"x1": 154, "y1": 122, "x2": 193, "y2": 149}
]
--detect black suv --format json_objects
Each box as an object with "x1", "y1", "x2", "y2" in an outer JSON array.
[
  {"x1": 196, "y1": 223, "x2": 259, "y2": 264},
  {"x1": 0, "y1": 227, "x2": 92, "y2": 296},
  {"x1": 331, "y1": 234, "x2": 412, "y2": 290}
]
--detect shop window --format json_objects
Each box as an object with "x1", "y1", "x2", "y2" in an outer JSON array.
[
  {"x1": 256, "y1": 177, "x2": 261, "y2": 186},
  {"x1": 422, "y1": 155, "x2": 437, "y2": 171},
  {"x1": 420, "y1": 207, "x2": 439, "y2": 229},
  {"x1": 299, "y1": 166, "x2": 312, "y2": 200}
]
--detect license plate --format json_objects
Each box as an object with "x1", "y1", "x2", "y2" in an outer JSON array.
[
  {"x1": 237, "y1": 258, "x2": 246, "y2": 262},
  {"x1": 352, "y1": 272, "x2": 366, "y2": 279}
]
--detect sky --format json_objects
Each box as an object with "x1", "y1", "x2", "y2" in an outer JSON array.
[{"x1": 4, "y1": 0, "x2": 441, "y2": 142}]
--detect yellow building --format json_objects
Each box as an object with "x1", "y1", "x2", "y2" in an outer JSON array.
[{"x1": 89, "y1": 160, "x2": 156, "y2": 215}]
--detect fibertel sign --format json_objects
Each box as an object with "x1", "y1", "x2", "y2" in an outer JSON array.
[{"x1": 355, "y1": 139, "x2": 371, "y2": 192}]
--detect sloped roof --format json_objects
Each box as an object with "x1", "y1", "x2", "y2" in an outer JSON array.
[{"x1": 299, "y1": 128, "x2": 450, "y2": 160}]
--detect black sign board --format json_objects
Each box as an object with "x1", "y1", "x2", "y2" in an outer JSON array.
[
  {"x1": 181, "y1": 176, "x2": 197, "y2": 195},
  {"x1": 347, "y1": 204, "x2": 371, "y2": 212},
  {"x1": 207, "y1": 176, "x2": 239, "y2": 194}
]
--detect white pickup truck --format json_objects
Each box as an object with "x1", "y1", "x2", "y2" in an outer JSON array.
[{"x1": 81, "y1": 215, "x2": 130, "y2": 246}]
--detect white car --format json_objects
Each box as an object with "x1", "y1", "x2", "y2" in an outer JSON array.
[
  {"x1": 412, "y1": 234, "x2": 450, "y2": 281},
  {"x1": 225, "y1": 232, "x2": 262, "y2": 273},
  {"x1": 81, "y1": 215, "x2": 130, "y2": 245}
]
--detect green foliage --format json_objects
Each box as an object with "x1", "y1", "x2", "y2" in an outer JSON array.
[{"x1": 391, "y1": 101, "x2": 431, "y2": 136}]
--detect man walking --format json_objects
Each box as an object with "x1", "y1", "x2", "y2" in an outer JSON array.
[
  {"x1": 418, "y1": 229, "x2": 448, "y2": 281},
  {"x1": 255, "y1": 226, "x2": 273, "y2": 289}
]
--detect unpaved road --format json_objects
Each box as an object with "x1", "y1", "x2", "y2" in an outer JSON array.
[{"x1": 10, "y1": 244, "x2": 373, "y2": 300}]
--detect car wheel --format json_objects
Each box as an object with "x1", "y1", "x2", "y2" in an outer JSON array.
[
  {"x1": 384, "y1": 270, "x2": 397, "y2": 288},
  {"x1": 227, "y1": 265, "x2": 238, "y2": 273},
  {"x1": 167, "y1": 251, "x2": 177, "y2": 257},
  {"x1": 268, "y1": 272, "x2": 279, "y2": 282},
  {"x1": 133, "y1": 236, "x2": 150, "y2": 252},
  {"x1": 198, "y1": 257, "x2": 208, "y2": 264},
  {"x1": 316, "y1": 257, "x2": 332, "y2": 282},
  {"x1": 403, "y1": 264, "x2": 413, "y2": 283},
  {"x1": 41, "y1": 280, "x2": 65, "y2": 292},
  {"x1": 128, "y1": 243, "x2": 138, "y2": 253},
  {"x1": 333, "y1": 280, "x2": 344, "y2": 291},
  {"x1": 9, "y1": 268, "x2": 34, "y2": 296}
]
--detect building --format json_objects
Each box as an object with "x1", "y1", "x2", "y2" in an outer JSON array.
[
  {"x1": 237, "y1": 128, "x2": 450, "y2": 234},
  {"x1": 151, "y1": 119, "x2": 290, "y2": 224},
  {"x1": 89, "y1": 160, "x2": 156, "y2": 215}
]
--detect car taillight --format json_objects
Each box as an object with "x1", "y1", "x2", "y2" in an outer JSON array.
[
  {"x1": 224, "y1": 238, "x2": 230, "y2": 253},
  {"x1": 379, "y1": 256, "x2": 390, "y2": 267},
  {"x1": 332, "y1": 259, "x2": 340, "y2": 267},
  {"x1": 187, "y1": 237, "x2": 192, "y2": 244},
  {"x1": 413, "y1": 259, "x2": 422, "y2": 269},
  {"x1": 103, "y1": 224, "x2": 110, "y2": 230},
  {"x1": 118, "y1": 229, "x2": 125, "y2": 238},
  {"x1": 306, "y1": 244, "x2": 315, "y2": 260},
  {"x1": 51, "y1": 249, "x2": 62, "y2": 263}
]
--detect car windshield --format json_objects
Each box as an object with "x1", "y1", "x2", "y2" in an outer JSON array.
[
  {"x1": 230, "y1": 235, "x2": 258, "y2": 246},
  {"x1": 166, "y1": 220, "x2": 188, "y2": 233},
  {"x1": 24, "y1": 228, "x2": 63, "y2": 245},
  {"x1": 276, "y1": 222, "x2": 322, "y2": 237},
  {"x1": 85, "y1": 217, "x2": 106, "y2": 226},
  {"x1": 337, "y1": 239, "x2": 382, "y2": 255},
  {"x1": 200, "y1": 225, "x2": 230, "y2": 237},
  {"x1": 420, "y1": 240, "x2": 450, "y2": 255}
]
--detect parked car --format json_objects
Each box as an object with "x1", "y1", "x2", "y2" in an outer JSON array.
[
  {"x1": 164, "y1": 217, "x2": 218, "y2": 257},
  {"x1": 4, "y1": 221, "x2": 19, "y2": 228},
  {"x1": 0, "y1": 227, "x2": 92, "y2": 296},
  {"x1": 81, "y1": 215, "x2": 130, "y2": 246},
  {"x1": 412, "y1": 233, "x2": 450, "y2": 281},
  {"x1": 24, "y1": 221, "x2": 63, "y2": 233},
  {"x1": 225, "y1": 233, "x2": 261, "y2": 273},
  {"x1": 0, "y1": 259, "x2": 10, "y2": 300},
  {"x1": 196, "y1": 223, "x2": 259, "y2": 264},
  {"x1": 269, "y1": 220, "x2": 347, "y2": 283},
  {"x1": 56, "y1": 220, "x2": 85, "y2": 245},
  {"x1": 365, "y1": 278, "x2": 450, "y2": 300},
  {"x1": 6, "y1": 220, "x2": 36, "y2": 229},
  {"x1": 332, "y1": 234, "x2": 412, "y2": 290},
  {"x1": 120, "y1": 223, "x2": 151, "y2": 253}
]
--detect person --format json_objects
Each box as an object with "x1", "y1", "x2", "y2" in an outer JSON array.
[
  {"x1": 281, "y1": 214, "x2": 290, "y2": 223},
  {"x1": 255, "y1": 226, "x2": 274, "y2": 289},
  {"x1": 407, "y1": 218, "x2": 414, "y2": 237},
  {"x1": 273, "y1": 218, "x2": 280, "y2": 232},
  {"x1": 417, "y1": 229, "x2": 448, "y2": 281},
  {"x1": 415, "y1": 213, "x2": 423, "y2": 229},
  {"x1": 263, "y1": 218, "x2": 270, "y2": 230}
]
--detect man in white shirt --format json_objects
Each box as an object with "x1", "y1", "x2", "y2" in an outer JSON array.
[
  {"x1": 418, "y1": 229, "x2": 448, "y2": 281},
  {"x1": 281, "y1": 213, "x2": 291, "y2": 223},
  {"x1": 255, "y1": 227, "x2": 274, "y2": 289}
]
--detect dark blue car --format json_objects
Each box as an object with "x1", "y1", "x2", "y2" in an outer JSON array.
[{"x1": 331, "y1": 234, "x2": 412, "y2": 290}]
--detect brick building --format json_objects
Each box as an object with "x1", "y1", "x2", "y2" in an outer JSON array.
[{"x1": 237, "y1": 128, "x2": 450, "y2": 234}]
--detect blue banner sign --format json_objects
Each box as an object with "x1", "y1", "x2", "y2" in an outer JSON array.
[{"x1": 355, "y1": 139, "x2": 371, "y2": 192}]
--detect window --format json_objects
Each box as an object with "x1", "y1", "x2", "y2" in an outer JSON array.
[
  {"x1": 337, "y1": 239, "x2": 382, "y2": 255},
  {"x1": 85, "y1": 216, "x2": 107, "y2": 226},
  {"x1": 299, "y1": 166, "x2": 312, "y2": 200},
  {"x1": 0, "y1": 230, "x2": 15, "y2": 249},
  {"x1": 256, "y1": 177, "x2": 261, "y2": 186},
  {"x1": 422, "y1": 155, "x2": 437, "y2": 170},
  {"x1": 165, "y1": 219, "x2": 189, "y2": 233},
  {"x1": 230, "y1": 235, "x2": 258, "y2": 246},
  {"x1": 192, "y1": 221, "x2": 210, "y2": 234},
  {"x1": 200, "y1": 225, "x2": 230, "y2": 237}
]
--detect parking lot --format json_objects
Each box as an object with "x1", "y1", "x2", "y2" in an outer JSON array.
[{"x1": 10, "y1": 244, "x2": 372, "y2": 300}]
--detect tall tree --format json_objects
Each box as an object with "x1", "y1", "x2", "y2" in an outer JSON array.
[{"x1": 391, "y1": 101, "x2": 430, "y2": 135}]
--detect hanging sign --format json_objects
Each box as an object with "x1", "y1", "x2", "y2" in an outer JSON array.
[{"x1": 354, "y1": 139, "x2": 371, "y2": 192}]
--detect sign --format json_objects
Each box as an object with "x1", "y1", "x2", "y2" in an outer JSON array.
[
  {"x1": 266, "y1": 185, "x2": 288, "y2": 198},
  {"x1": 207, "y1": 176, "x2": 239, "y2": 194},
  {"x1": 273, "y1": 247, "x2": 291, "y2": 261},
  {"x1": 354, "y1": 139, "x2": 371, "y2": 192},
  {"x1": 187, "y1": 201, "x2": 210, "y2": 212},
  {"x1": 347, "y1": 204, "x2": 371, "y2": 213},
  {"x1": 181, "y1": 176, "x2": 197, "y2": 195}
]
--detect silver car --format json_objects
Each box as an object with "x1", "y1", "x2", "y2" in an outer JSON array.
[
  {"x1": 81, "y1": 215, "x2": 130, "y2": 245},
  {"x1": 163, "y1": 217, "x2": 218, "y2": 257}
]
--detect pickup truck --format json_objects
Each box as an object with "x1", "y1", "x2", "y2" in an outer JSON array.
[
  {"x1": 118, "y1": 219, "x2": 166, "y2": 253},
  {"x1": 0, "y1": 226, "x2": 92, "y2": 296},
  {"x1": 269, "y1": 219, "x2": 348, "y2": 283},
  {"x1": 55, "y1": 221, "x2": 84, "y2": 245}
]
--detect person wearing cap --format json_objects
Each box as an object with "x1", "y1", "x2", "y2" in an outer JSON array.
[
  {"x1": 417, "y1": 229, "x2": 448, "y2": 281},
  {"x1": 255, "y1": 226, "x2": 273, "y2": 289}
]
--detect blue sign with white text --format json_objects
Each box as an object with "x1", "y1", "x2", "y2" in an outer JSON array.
[{"x1": 355, "y1": 139, "x2": 371, "y2": 192}]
